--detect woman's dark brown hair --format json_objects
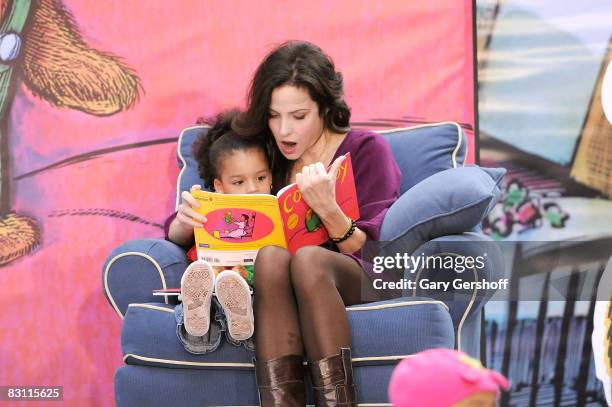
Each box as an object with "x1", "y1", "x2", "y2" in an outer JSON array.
[
  {"x1": 233, "y1": 41, "x2": 351, "y2": 189},
  {"x1": 193, "y1": 109, "x2": 269, "y2": 190}
]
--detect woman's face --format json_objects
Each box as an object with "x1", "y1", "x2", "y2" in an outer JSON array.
[{"x1": 268, "y1": 85, "x2": 325, "y2": 160}]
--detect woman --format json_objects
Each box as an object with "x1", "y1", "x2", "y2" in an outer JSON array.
[{"x1": 232, "y1": 41, "x2": 401, "y2": 406}]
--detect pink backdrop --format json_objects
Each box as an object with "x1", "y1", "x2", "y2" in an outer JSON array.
[{"x1": 1, "y1": 1, "x2": 474, "y2": 405}]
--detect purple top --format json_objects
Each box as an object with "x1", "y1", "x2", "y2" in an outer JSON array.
[
  {"x1": 332, "y1": 129, "x2": 401, "y2": 242},
  {"x1": 164, "y1": 130, "x2": 401, "y2": 280}
]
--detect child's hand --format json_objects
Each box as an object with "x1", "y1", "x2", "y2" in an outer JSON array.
[{"x1": 176, "y1": 185, "x2": 207, "y2": 229}]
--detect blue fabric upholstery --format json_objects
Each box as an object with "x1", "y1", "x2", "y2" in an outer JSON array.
[
  {"x1": 115, "y1": 365, "x2": 259, "y2": 407},
  {"x1": 103, "y1": 238, "x2": 187, "y2": 317},
  {"x1": 381, "y1": 123, "x2": 466, "y2": 193},
  {"x1": 118, "y1": 299, "x2": 454, "y2": 406},
  {"x1": 177, "y1": 126, "x2": 209, "y2": 205},
  {"x1": 406, "y1": 233, "x2": 504, "y2": 323},
  {"x1": 104, "y1": 122, "x2": 501, "y2": 406},
  {"x1": 122, "y1": 298, "x2": 453, "y2": 369},
  {"x1": 397, "y1": 233, "x2": 504, "y2": 355},
  {"x1": 115, "y1": 363, "x2": 418, "y2": 406},
  {"x1": 380, "y1": 166, "x2": 506, "y2": 248}
]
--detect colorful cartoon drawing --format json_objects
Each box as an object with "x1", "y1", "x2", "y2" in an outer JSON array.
[
  {"x1": 503, "y1": 179, "x2": 528, "y2": 211},
  {"x1": 0, "y1": 0, "x2": 141, "y2": 266},
  {"x1": 304, "y1": 208, "x2": 322, "y2": 232},
  {"x1": 514, "y1": 198, "x2": 542, "y2": 231},
  {"x1": 483, "y1": 178, "x2": 570, "y2": 239},
  {"x1": 542, "y1": 202, "x2": 570, "y2": 228},
  {"x1": 220, "y1": 213, "x2": 256, "y2": 239}
]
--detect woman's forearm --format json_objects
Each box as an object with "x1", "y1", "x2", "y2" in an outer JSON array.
[
  {"x1": 336, "y1": 228, "x2": 366, "y2": 253},
  {"x1": 318, "y1": 204, "x2": 366, "y2": 253}
]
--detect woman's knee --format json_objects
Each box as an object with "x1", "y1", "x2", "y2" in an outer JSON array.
[
  {"x1": 254, "y1": 246, "x2": 292, "y2": 292},
  {"x1": 290, "y1": 246, "x2": 335, "y2": 292},
  {"x1": 256, "y1": 245, "x2": 291, "y2": 268}
]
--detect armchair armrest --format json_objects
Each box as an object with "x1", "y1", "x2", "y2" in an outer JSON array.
[
  {"x1": 405, "y1": 233, "x2": 503, "y2": 317},
  {"x1": 102, "y1": 238, "x2": 189, "y2": 318},
  {"x1": 403, "y1": 232, "x2": 504, "y2": 356}
]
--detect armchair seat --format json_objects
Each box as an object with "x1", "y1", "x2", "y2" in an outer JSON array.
[{"x1": 116, "y1": 298, "x2": 454, "y2": 407}]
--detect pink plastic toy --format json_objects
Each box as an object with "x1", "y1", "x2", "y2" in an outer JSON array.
[{"x1": 388, "y1": 348, "x2": 509, "y2": 407}]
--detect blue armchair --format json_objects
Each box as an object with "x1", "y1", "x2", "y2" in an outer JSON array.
[{"x1": 103, "y1": 122, "x2": 505, "y2": 406}]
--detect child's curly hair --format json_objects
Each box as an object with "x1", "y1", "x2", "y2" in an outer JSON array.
[{"x1": 193, "y1": 109, "x2": 270, "y2": 190}]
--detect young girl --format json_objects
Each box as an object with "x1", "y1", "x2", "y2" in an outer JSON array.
[{"x1": 166, "y1": 109, "x2": 272, "y2": 352}]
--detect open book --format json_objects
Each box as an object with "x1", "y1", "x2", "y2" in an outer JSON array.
[{"x1": 191, "y1": 153, "x2": 359, "y2": 267}]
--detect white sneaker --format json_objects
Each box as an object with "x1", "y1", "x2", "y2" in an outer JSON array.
[
  {"x1": 215, "y1": 270, "x2": 254, "y2": 341},
  {"x1": 180, "y1": 260, "x2": 215, "y2": 336}
]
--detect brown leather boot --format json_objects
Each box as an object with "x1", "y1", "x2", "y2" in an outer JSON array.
[
  {"x1": 255, "y1": 354, "x2": 306, "y2": 407},
  {"x1": 309, "y1": 348, "x2": 357, "y2": 407}
]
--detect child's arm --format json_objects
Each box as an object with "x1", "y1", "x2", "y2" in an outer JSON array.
[
  {"x1": 168, "y1": 185, "x2": 207, "y2": 247},
  {"x1": 168, "y1": 217, "x2": 195, "y2": 247}
]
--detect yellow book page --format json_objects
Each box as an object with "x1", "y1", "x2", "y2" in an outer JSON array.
[{"x1": 192, "y1": 190, "x2": 287, "y2": 265}]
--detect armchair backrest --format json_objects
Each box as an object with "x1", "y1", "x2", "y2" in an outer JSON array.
[
  {"x1": 378, "y1": 122, "x2": 466, "y2": 193},
  {"x1": 175, "y1": 122, "x2": 467, "y2": 208}
]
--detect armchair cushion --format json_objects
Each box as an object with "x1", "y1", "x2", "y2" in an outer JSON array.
[
  {"x1": 118, "y1": 298, "x2": 455, "y2": 406},
  {"x1": 121, "y1": 298, "x2": 454, "y2": 370},
  {"x1": 380, "y1": 166, "x2": 506, "y2": 248}
]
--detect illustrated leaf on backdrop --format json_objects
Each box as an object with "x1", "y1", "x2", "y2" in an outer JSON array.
[{"x1": 0, "y1": 0, "x2": 141, "y2": 266}]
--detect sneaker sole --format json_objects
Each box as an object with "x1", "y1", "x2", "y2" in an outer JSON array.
[
  {"x1": 215, "y1": 271, "x2": 254, "y2": 341},
  {"x1": 181, "y1": 261, "x2": 215, "y2": 337}
]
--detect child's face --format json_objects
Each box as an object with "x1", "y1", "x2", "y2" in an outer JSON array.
[{"x1": 213, "y1": 148, "x2": 272, "y2": 194}]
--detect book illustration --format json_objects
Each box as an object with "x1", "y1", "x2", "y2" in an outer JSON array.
[
  {"x1": 305, "y1": 209, "x2": 322, "y2": 232},
  {"x1": 281, "y1": 208, "x2": 323, "y2": 248},
  {"x1": 284, "y1": 209, "x2": 321, "y2": 232},
  {"x1": 202, "y1": 208, "x2": 275, "y2": 244},
  {"x1": 222, "y1": 212, "x2": 252, "y2": 239}
]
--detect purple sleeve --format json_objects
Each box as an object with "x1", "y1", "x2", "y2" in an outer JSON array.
[
  {"x1": 349, "y1": 134, "x2": 401, "y2": 241},
  {"x1": 163, "y1": 212, "x2": 176, "y2": 240}
]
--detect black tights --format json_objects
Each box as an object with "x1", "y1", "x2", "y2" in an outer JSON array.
[{"x1": 253, "y1": 245, "x2": 377, "y2": 362}]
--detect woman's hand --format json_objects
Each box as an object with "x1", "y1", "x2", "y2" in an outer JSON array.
[
  {"x1": 296, "y1": 156, "x2": 366, "y2": 252},
  {"x1": 168, "y1": 185, "x2": 207, "y2": 246},
  {"x1": 295, "y1": 156, "x2": 346, "y2": 218}
]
